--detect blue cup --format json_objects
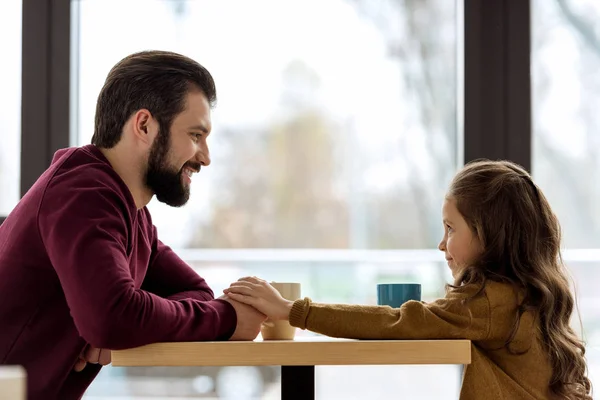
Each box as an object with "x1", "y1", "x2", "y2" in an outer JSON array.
[{"x1": 377, "y1": 283, "x2": 421, "y2": 308}]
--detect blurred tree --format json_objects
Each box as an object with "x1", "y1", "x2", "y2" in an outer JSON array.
[
  {"x1": 346, "y1": 0, "x2": 457, "y2": 248},
  {"x1": 532, "y1": 0, "x2": 600, "y2": 247},
  {"x1": 186, "y1": 0, "x2": 457, "y2": 253},
  {"x1": 187, "y1": 61, "x2": 349, "y2": 248}
]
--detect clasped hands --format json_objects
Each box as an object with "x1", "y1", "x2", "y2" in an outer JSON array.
[
  {"x1": 223, "y1": 276, "x2": 294, "y2": 322},
  {"x1": 73, "y1": 277, "x2": 294, "y2": 371},
  {"x1": 220, "y1": 276, "x2": 295, "y2": 341}
]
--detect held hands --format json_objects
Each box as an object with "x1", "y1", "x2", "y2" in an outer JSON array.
[
  {"x1": 73, "y1": 346, "x2": 111, "y2": 372},
  {"x1": 223, "y1": 276, "x2": 294, "y2": 321},
  {"x1": 219, "y1": 294, "x2": 267, "y2": 341}
]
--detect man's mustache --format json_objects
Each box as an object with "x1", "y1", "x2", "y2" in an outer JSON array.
[{"x1": 182, "y1": 162, "x2": 201, "y2": 173}]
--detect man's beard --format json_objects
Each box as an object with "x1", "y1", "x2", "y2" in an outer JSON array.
[{"x1": 145, "y1": 130, "x2": 200, "y2": 207}]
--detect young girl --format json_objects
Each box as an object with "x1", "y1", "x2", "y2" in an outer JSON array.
[{"x1": 224, "y1": 160, "x2": 592, "y2": 400}]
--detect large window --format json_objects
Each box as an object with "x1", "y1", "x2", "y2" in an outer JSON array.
[
  {"x1": 73, "y1": 0, "x2": 458, "y2": 252},
  {"x1": 0, "y1": 0, "x2": 22, "y2": 215},
  {"x1": 72, "y1": 0, "x2": 459, "y2": 399},
  {"x1": 532, "y1": 0, "x2": 600, "y2": 387}
]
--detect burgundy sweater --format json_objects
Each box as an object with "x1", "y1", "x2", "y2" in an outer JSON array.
[{"x1": 0, "y1": 145, "x2": 237, "y2": 399}]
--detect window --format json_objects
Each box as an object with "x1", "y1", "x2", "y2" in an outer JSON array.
[
  {"x1": 532, "y1": 0, "x2": 600, "y2": 388},
  {"x1": 73, "y1": 0, "x2": 459, "y2": 398},
  {"x1": 0, "y1": 0, "x2": 22, "y2": 215}
]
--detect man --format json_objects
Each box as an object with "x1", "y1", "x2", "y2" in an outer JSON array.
[{"x1": 0, "y1": 51, "x2": 265, "y2": 399}]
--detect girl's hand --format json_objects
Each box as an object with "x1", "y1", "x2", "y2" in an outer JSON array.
[{"x1": 223, "y1": 276, "x2": 293, "y2": 321}]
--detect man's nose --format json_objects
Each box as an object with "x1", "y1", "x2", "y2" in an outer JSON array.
[{"x1": 196, "y1": 146, "x2": 210, "y2": 167}]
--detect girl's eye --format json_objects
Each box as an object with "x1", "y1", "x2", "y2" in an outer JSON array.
[{"x1": 446, "y1": 224, "x2": 453, "y2": 233}]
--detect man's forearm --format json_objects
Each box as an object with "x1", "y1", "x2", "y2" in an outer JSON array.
[
  {"x1": 79, "y1": 290, "x2": 237, "y2": 350},
  {"x1": 166, "y1": 289, "x2": 214, "y2": 302}
]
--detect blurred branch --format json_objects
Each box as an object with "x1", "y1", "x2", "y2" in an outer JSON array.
[
  {"x1": 556, "y1": 0, "x2": 600, "y2": 56},
  {"x1": 557, "y1": 0, "x2": 600, "y2": 158},
  {"x1": 536, "y1": 135, "x2": 596, "y2": 241},
  {"x1": 345, "y1": 0, "x2": 455, "y2": 252}
]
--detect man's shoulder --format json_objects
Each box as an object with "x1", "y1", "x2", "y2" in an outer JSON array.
[
  {"x1": 49, "y1": 146, "x2": 128, "y2": 196},
  {"x1": 40, "y1": 146, "x2": 136, "y2": 217}
]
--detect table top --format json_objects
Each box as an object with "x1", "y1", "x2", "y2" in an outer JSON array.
[
  {"x1": 0, "y1": 366, "x2": 26, "y2": 400},
  {"x1": 111, "y1": 336, "x2": 471, "y2": 367}
]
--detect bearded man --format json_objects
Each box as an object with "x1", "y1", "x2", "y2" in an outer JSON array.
[{"x1": 0, "y1": 50, "x2": 265, "y2": 400}]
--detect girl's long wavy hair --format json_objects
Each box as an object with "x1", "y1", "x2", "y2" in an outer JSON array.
[{"x1": 448, "y1": 159, "x2": 591, "y2": 399}]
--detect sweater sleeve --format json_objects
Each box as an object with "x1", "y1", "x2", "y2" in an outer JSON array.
[
  {"x1": 38, "y1": 181, "x2": 236, "y2": 350},
  {"x1": 142, "y1": 226, "x2": 215, "y2": 303},
  {"x1": 289, "y1": 285, "x2": 491, "y2": 340}
]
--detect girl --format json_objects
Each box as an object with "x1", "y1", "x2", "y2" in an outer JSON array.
[{"x1": 224, "y1": 160, "x2": 592, "y2": 400}]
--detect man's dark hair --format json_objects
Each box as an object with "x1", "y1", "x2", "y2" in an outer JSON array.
[{"x1": 91, "y1": 50, "x2": 217, "y2": 148}]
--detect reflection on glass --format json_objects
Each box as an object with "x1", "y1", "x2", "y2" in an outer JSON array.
[
  {"x1": 0, "y1": 0, "x2": 22, "y2": 215},
  {"x1": 532, "y1": 0, "x2": 600, "y2": 390},
  {"x1": 73, "y1": 0, "x2": 457, "y2": 398}
]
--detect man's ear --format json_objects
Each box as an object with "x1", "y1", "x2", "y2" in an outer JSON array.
[{"x1": 132, "y1": 109, "x2": 157, "y2": 145}]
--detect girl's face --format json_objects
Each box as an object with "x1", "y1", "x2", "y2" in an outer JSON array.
[{"x1": 438, "y1": 197, "x2": 482, "y2": 278}]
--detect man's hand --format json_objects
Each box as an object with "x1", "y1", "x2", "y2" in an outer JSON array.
[
  {"x1": 73, "y1": 346, "x2": 111, "y2": 372},
  {"x1": 220, "y1": 295, "x2": 267, "y2": 341},
  {"x1": 224, "y1": 277, "x2": 294, "y2": 321}
]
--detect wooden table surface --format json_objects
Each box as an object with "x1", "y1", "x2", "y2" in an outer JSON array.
[
  {"x1": 0, "y1": 365, "x2": 26, "y2": 400},
  {"x1": 112, "y1": 337, "x2": 471, "y2": 367}
]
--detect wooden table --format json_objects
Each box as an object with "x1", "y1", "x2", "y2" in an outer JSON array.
[
  {"x1": 112, "y1": 337, "x2": 471, "y2": 400},
  {"x1": 0, "y1": 366, "x2": 26, "y2": 400}
]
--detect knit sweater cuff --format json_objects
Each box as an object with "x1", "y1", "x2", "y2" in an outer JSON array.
[{"x1": 289, "y1": 297, "x2": 312, "y2": 329}]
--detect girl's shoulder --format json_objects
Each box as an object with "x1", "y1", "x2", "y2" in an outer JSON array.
[
  {"x1": 444, "y1": 280, "x2": 522, "y2": 310},
  {"x1": 483, "y1": 280, "x2": 524, "y2": 309},
  {"x1": 444, "y1": 281, "x2": 533, "y2": 345}
]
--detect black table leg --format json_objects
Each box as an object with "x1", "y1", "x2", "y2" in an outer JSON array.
[{"x1": 281, "y1": 365, "x2": 315, "y2": 400}]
